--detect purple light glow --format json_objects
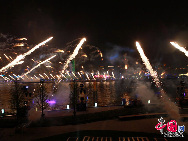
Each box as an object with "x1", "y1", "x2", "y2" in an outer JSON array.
[{"x1": 46, "y1": 100, "x2": 56, "y2": 104}]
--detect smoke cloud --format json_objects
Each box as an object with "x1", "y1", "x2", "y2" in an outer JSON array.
[
  {"x1": 135, "y1": 81, "x2": 160, "y2": 105},
  {"x1": 54, "y1": 82, "x2": 70, "y2": 106},
  {"x1": 134, "y1": 80, "x2": 181, "y2": 123},
  {"x1": 105, "y1": 42, "x2": 135, "y2": 64}
]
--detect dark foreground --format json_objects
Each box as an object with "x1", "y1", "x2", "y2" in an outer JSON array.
[
  {"x1": 35, "y1": 130, "x2": 188, "y2": 141},
  {"x1": 1, "y1": 106, "x2": 188, "y2": 141}
]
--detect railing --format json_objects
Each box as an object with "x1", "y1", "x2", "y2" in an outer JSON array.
[{"x1": 66, "y1": 136, "x2": 169, "y2": 141}]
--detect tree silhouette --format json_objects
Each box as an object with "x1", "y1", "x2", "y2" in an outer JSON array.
[
  {"x1": 9, "y1": 80, "x2": 25, "y2": 122},
  {"x1": 32, "y1": 83, "x2": 49, "y2": 113}
]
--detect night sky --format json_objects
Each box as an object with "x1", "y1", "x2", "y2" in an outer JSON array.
[{"x1": 1, "y1": 1, "x2": 188, "y2": 67}]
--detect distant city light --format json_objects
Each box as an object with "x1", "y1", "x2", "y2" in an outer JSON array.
[
  {"x1": 6, "y1": 115, "x2": 13, "y2": 117},
  {"x1": 125, "y1": 65, "x2": 128, "y2": 69},
  {"x1": 95, "y1": 102, "x2": 97, "y2": 107},
  {"x1": 148, "y1": 100, "x2": 150, "y2": 104},
  {"x1": 1, "y1": 109, "x2": 4, "y2": 114},
  {"x1": 67, "y1": 105, "x2": 70, "y2": 109},
  {"x1": 94, "y1": 75, "x2": 110, "y2": 79}
]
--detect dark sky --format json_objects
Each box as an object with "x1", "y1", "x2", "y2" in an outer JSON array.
[{"x1": 1, "y1": 1, "x2": 188, "y2": 67}]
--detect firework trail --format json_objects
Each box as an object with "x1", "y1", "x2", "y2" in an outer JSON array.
[
  {"x1": 85, "y1": 73, "x2": 90, "y2": 80},
  {"x1": 77, "y1": 72, "x2": 81, "y2": 78},
  {"x1": 66, "y1": 71, "x2": 71, "y2": 77},
  {"x1": 16, "y1": 38, "x2": 27, "y2": 41},
  {"x1": 4, "y1": 54, "x2": 10, "y2": 61},
  {"x1": 62, "y1": 38, "x2": 86, "y2": 73},
  {"x1": 21, "y1": 55, "x2": 56, "y2": 77},
  {"x1": 112, "y1": 71, "x2": 115, "y2": 78},
  {"x1": 170, "y1": 42, "x2": 188, "y2": 57},
  {"x1": 4, "y1": 54, "x2": 10, "y2": 62},
  {"x1": 61, "y1": 73, "x2": 67, "y2": 79},
  {"x1": 9, "y1": 56, "x2": 13, "y2": 60},
  {"x1": 43, "y1": 73, "x2": 49, "y2": 79},
  {"x1": 91, "y1": 72, "x2": 95, "y2": 80},
  {"x1": 136, "y1": 42, "x2": 160, "y2": 87},
  {"x1": 50, "y1": 74, "x2": 55, "y2": 79},
  {"x1": 13, "y1": 74, "x2": 18, "y2": 78},
  {"x1": 13, "y1": 43, "x2": 24, "y2": 47},
  {"x1": 56, "y1": 75, "x2": 61, "y2": 79},
  {"x1": 0, "y1": 75, "x2": 9, "y2": 80},
  {"x1": 15, "y1": 61, "x2": 24, "y2": 65},
  {"x1": 0, "y1": 37, "x2": 53, "y2": 72},
  {"x1": 34, "y1": 75, "x2": 39, "y2": 79},
  {"x1": 9, "y1": 75, "x2": 15, "y2": 80},
  {"x1": 136, "y1": 41, "x2": 180, "y2": 121},
  {"x1": 72, "y1": 72, "x2": 78, "y2": 79},
  {"x1": 39, "y1": 74, "x2": 45, "y2": 79},
  {"x1": 54, "y1": 49, "x2": 64, "y2": 53}
]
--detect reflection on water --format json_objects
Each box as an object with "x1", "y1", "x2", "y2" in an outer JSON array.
[
  {"x1": 0, "y1": 83, "x2": 12, "y2": 111},
  {"x1": 0, "y1": 80, "x2": 134, "y2": 111},
  {"x1": 84, "y1": 81, "x2": 117, "y2": 106}
]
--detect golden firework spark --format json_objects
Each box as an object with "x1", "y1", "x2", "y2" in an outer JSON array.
[
  {"x1": 34, "y1": 75, "x2": 39, "y2": 79},
  {"x1": 0, "y1": 37, "x2": 53, "y2": 72},
  {"x1": 136, "y1": 41, "x2": 180, "y2": 121},
  {"x1": 54, "y1": 49, "x2": 64, "y2": 53},
  {"x1": 4, "y1": 54, "x2": 10, "y2": 61},
  {"x1": 13, "y1": 43, "x2": 24, "y2": 47},
  {"x1": 43, "y1": 73, "x2": 49, "y2": 79},
  {"x1": 16, "y1": 38, "x2": 27, "y2": 41},
  {"x1": 170, "y1": 42, "x2": 188, "y2": 57},
  {"x1": 21, "y1": 55, "x2": 56, "y2": 77},
  {"x1": 62, "y1": 38, "x2": 86, "y2": 73},
  {"x1": 136, "y1": 41, "x2": 160, "y2": 87},
  {"x1": 100, "y1": 52, "x2": 103, "y2": 57},
  {"x1": 82, "y1": 54, "x2": 87, "y2": 57},
  {"x1": 39, "y1": 74, "x2": 45, "y2": 79},
  {"x1": 50, "y1": 74, "x2": 55, "y2": 79},
  {"x1": 9, "y1": 56, "x2": 13, "y2": 60}
]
